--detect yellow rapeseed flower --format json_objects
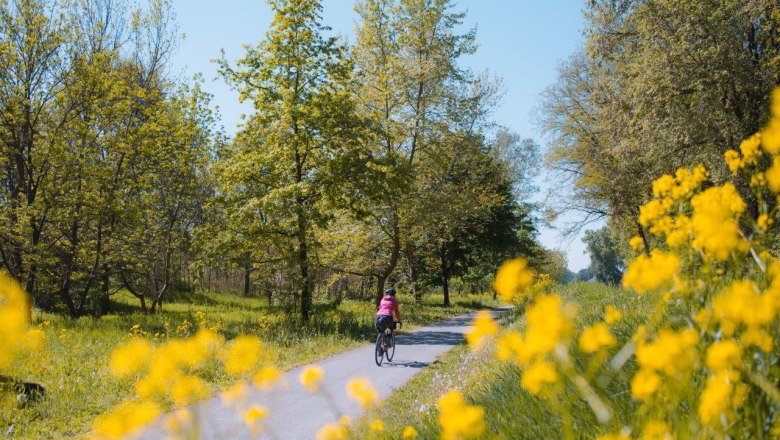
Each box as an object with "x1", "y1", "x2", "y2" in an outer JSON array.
[
  {"x1": 402, "y1": 426, "x2": 419, "y2": 439},
  {"x1": 629, "y1": 235, "x2": 644, "y2": 251},
  {"x1": 597, "y1": 433, "x2": 630, "y2": 440},
  {"x1": 641, "y1": 421, "x2": 673, "y2": 440},
  {"x1": 109, "y1": 338, "x2": 152, "y2": 379},
  {"x1": 316, "y1": 423, "x2": 347, "y2": 440},
  {"x1": 713, "y1": 280, "x2": 775, "y2": 330},
  {"x1": 244, "y1": 405, "x2": 269, "y2": 435},
  {"x1": 92, "y1": 400, "x2": 161, "y2": 439},
  {"x1": 345, "y1": 377, "x2": 378, "y2": 409},
  {"x1": 705, "y1": 340, "x2": 742, "y2": 371},
  {"x1": 299, "y1": 365, "x2": 325, "y2": 392},
  {"x1": 465, "y1": 310, "x2": 498, "y2": 350},
  {"x1": 622, "y1": 250, "x2": 680, "y2": 294},
  {"x1": 699, "y1": 370, "x2": 742, "y2": 426},
  {"x1": 370, "y1": 419, "x2": 384, "y2": 432},
  {"x1": 438, "y1": 390, "x2": 485, "y2": 440},
  {"x1": 495, "y1": 331, "x2": 523, "y2": 363},
  {"x1": 741, "y1": 327, "x2": 773, "y2": 352},
  {"x1": 740, "y1": 132, "x2": 762, "y2": 164},
  {"x1": 635, "y1": 328, "x2": 699, "y2": 377},
  {"x1": 723, "y1": 149, "x2": 743, "y2": 173},
  {"x1": 604, "y1": 305, "x2": 622, "y2": 324},
  {"x1": 223, "y1": 335, "x2": 263, "y2": 376},
  {"x1": 766, "y1": 156, "x2": 780, "y2": 193},
  {"x1": 690, "y1": 183, "x2": 749, "y2": 261},
  {"x1": 493, "y1": 258, "x2": 534, "y2": 303},
  {"x1": 253, "y1": 365, "x2": 281, "y2": 391},
  {"x1": 220, "y1": 383, "x2": 248, "y2": 407},
  {"x1": 578, "y1": 323, "x2": 617, "y2": 353},
  {"x1": 631, "y1": 368, "x2": 661, "y2": 401},
  {"x1": 0, "y1": 271, "x2": 31, "y2": 369},
  {"x1": 521, "y1": 294, "x2": 574, "y2": 362},
  {"x1": 521, "y1": 360, "x2": 558, "y2": 395},
  {"x1": 761, "y1": 88, "x2": 780, "y2": 153},
  {"x1": 170, "y1": 375, "x2": 210, "y2": 406}
]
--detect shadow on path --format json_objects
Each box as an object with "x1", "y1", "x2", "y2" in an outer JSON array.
[
  {"x1": 395, "y1": 331, "x2": 464, "y2": 346},
  {"x1": 380, "y1": 360, "x2": 430, "y2": 368}
]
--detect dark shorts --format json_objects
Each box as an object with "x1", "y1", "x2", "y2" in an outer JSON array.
[{"x1": 375, "y1": 315, "x2": 394, "y2": 333}]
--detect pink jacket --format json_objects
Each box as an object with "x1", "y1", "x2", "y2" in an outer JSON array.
[{"x1": 376, "y1": 295, "x2": 401, "y2": 321}]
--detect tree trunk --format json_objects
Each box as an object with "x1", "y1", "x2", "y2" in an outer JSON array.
[
  {"x1": 243, "y1": 262, "x2": 252, "y2": 297},
  {"x1": 440, "y1": 244, "x2": 450, "y2": 307},
  {"x1": 375, "y1": 213, "x2": 400, "y2": 307},
  {"x1": 297, "y1": 209, "x2": 312, "y2": 321},
  {"x1": 404, "y1": 244, "x2": 420, "y2": 303}
]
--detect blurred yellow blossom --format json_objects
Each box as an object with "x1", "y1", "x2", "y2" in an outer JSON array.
[
  {"x1": 244, "y1": 405, "x2": 268, "y2": 434},
  {"x1": 495, "y1": 331, "x2": 523, "y2": 363},
  {"x1": 741, "y1": 327, "x2": 773, "y2": 352},
  {"x1": 92, "y1": 400, "x2": 161, "y2": 439},
  {"x1": 579, "y1": 323, "x2": 616, "y2": 353},
  {"x1": 223, "y1": 335, "x2": 263, "y2": 376},
  {"x1": 253, "y1": 365, "x2": 281, "y2": 391},
  {"x1": 170, "y1": 375, "x2": 209, "y2": 406},
  {"x1": 438, "y1": 390, "x2": 485, "y2": 440},
  {"x1": 641, "y1": 421, "x2": 673, "y2": 440},
  {"x1": 521, "y1": 360, "x2": 558, "y2": 395},
  {"x1": 402, "y1": 426, "x2": 419, "y2": 439},
  {"x1": 690, "y1": 183, "x2": 748, "y2": 261},
  {"x1": 299, "y1": 365, "x2": 324, "y2": 392},
  {"x1": 622, "y1": 250, "x2": 680, "y2": 293},
  {"x1": 604, "y1": 305, "x2": 622, "y2": 324},
  {"x1": 699, "y1": 370, "x2": 743, "y2": 426},
  {"x1": 597, "y1": 433, "x2": 630, "y2": 440},
  {"x1": 629, "y1": 235, "x2": 644, "y2": 251},
  {"x1": 705, "y1": 340, "x2": 742, "y2": 371},
  {"x1": 109, "y1": 338, "x2": 152, "y2": 379},
  {"x1": 493, "y1": 258, "x2": 534, "y2": 303},
  {"x1": 713, "y1": 280, "x2": 775, "y2": 331},
  {"x1": 465, "y1": 310, "x2": 498, "y2": 350},
  {"x1": 346, "y1": 377, "x2": 378, "y2": 409},
  {"x1": 0, "y1": 271, "x2": 31, "y2": 369},
  {"x1": 635, "y1": 328, "x2": 698, "y2": 377},
  {"x1": 370, "y1": 419, "x2": 384, "y2": 432}
]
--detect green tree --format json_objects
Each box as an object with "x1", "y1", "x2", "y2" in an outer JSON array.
[
  {"x1": 583, "y1": 226, "x2": 624, "y2": 285},
  {"x1": 217, "y1": 0, "x2": 365, "y2": 320}
]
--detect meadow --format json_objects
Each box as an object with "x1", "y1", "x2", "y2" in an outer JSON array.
[{"x1": 0, "y1": 289, "x2": 497, "y2": 439}]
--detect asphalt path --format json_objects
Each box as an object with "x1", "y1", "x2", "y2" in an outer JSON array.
[{"x1": 140, "y1": 306, "x2": 509, "y2": 440}]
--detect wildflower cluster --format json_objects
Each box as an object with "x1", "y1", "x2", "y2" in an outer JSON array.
[
  {"x1": 471, "y1": 88, "x2": 780, "y2": 439},
  {"x1": 93, "y1": 329, "x2": 279, "y2": 439},
  {"x1": 0, "y1": 271, "x2": 44, "y2": 371}
]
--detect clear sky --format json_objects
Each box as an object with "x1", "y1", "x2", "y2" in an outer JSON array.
[{"x1": 168, "y1": 0, "x2": 594, "y2": 271}]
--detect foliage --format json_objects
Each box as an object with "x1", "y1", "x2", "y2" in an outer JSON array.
[{"x1": 583, "y1": 227, "x2": 624, "y2": 285}]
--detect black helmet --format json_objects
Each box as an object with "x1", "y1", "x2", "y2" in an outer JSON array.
[{"x1": 385, "y1": 287, "x2": 396, "y2": 296}]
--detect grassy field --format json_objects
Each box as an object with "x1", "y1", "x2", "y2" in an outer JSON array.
[
  {"x1": 349, "y1": 282, "x2": 652, "y2": 439},
  {"x1": 1, "y1": 289, "x2": 497, "y2": 439}
]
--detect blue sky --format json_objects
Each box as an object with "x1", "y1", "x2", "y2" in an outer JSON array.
[{"x1": 169, "y1": 0, "x2": 593, "y2": 271}]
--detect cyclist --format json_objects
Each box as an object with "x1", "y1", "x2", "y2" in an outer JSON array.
[{"x1": 376, "y1": 287, "x2": 402, "y2": 345}]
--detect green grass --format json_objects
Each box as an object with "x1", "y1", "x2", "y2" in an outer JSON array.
[
  {"x1": 1, "y1": 289, "x2": 497, "y2": 439},
  {"x1": 349, "y1": 282, "x2": 653, "y2": 439}
]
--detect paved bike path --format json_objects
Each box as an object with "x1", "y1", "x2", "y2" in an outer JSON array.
[{"x1": 141, "y1": 307, "x2": 509, "y2": 440}]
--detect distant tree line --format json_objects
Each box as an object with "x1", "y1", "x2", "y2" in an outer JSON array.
[{"x1": 0, "y1": 0, "x2": 551, "y2": 320}]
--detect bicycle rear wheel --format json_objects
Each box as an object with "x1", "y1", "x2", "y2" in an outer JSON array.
[
  {"x1": 375, "y1": 332, "x2": 384, "y2": 366},
  {"x1": 385, "y1": 330, "x2": 395, "y2": 362}
]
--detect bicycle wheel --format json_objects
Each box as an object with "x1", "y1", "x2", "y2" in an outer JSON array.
[
  {"x1": 385, "y1": 330, "x2": 395, "y2": 362},
  {"x1": 375, "y1": 332, "x2": 384, "y2": 366}
]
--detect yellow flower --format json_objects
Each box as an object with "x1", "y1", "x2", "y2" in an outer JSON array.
[
  {"x1": 631, "y1": 368, "x2": 661, "y2": 401},
  {"x1": 220, "y1": 383, "x2": 248, "y2": 407},
  {"x1": 521, "y1": 360, "x2": 558, "y2": 394},
  {"x1": 92, "y1": 400, "x2": 161, "y2": 438},
  {"x1": 493, "y1": 258, "x2": 534, "y2": 303},
  {"x1": 495, "y1": 331, "x2": 523, "y2": 363},
  {"x1": 579, "y1": 323, "x2": 616, "y2": 353},
  {"x1": 723, "y1": 149, "x2": 742, "y2": 173},
  {"x1": 170, "y1": 375, "x2": 210, "y2": 406},
  {"x1": 597, "y1": 433, "x2": 630, "y2": 440},
  {"x1": 465, "y1": 310, "x2": 498, "y2": 350},
  {"x1": 690, "y1": 183, "x2": 749, "y2": 261},
  {"x1": 223, "y1": 335, "x2": 263, "y2": 376},
  {"x1": 402, "y1": 426, "x2": 419, "y2": 439},
  {"x1": 635, "y1": 328, "x2": 699, "y2": 376},
  {"x1": 699, "y1": 370, "x2": 742, "y2": 426},
  {"x1": 641, "y1": 421, "x2": 673, "y2": 440},
  {"x1": 652, "y1": 174, "x2": 675, "y2": 197},
  {"x1": 438, "y1": 390, "x2": 485, "y2": 440},
  {"x1": 0, "y1": 271, "x2": 31, "y2": 369},
  {"x1": 244, "y1": 405, "x2": 269, "y2": 434},
  {"x1": 253, "y1": 365, "x2": 281, "y2": 391},
  {"x1": 757, "y1": 214, "x2": 773, "y2": 232},
  {"x1": 109, "y1": 338, "x2": 152, "y2": 379},
  {"x1": 629, "y1": 236, "x2": 644, "y2": 251},
  {"x1": 713, "y1": 281, "x2": 775, "y2": 330},
  {"x1": 762, "y1": 88, "x2": 780, "y2": 154},
  {"x1": 740, "y1": 132, "x2": 762, "y2": 164},
  {"x1": 622, "y1": 250, "x2": 681, "y2": 294},
  {"x1": 705, "y1": 340, "x2": 742, "y2": 371},
  {"x1": 741, "y1": 327, "x2": 773, "y2": 353},
  {"x1": 604, "y1": 305, "x2": 622, "y2": 324},
  {"x1": 370, "y1": 419, "x2": 384, "y2": 432},
  {"x1": 316, "y1": 423, "x2": 347, "y2": 440},
  {"x1": 345, "y1": 377, "x2": 378, "y2": 409},
  {"x1": 299, "y1": 365, "x2": 325, "y2": 392},
  {"x1": 767, "y1": 156, "x2": 780, "y2": 193}
]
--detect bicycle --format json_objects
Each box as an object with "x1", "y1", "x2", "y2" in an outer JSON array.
[{"x1": 375, "y1": 321, "x2": 401, "y2": 366}]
